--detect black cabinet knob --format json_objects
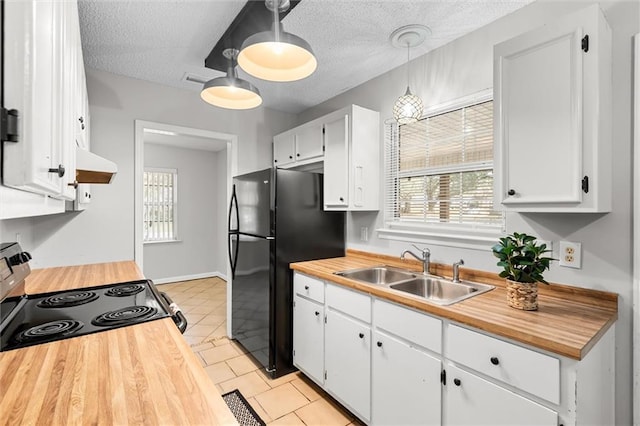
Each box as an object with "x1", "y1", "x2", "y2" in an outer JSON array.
[
  {"x1": 339, "y1": 197, "x2": 344, "y2": 202},
  {"x1": 490, "y1": 357, "x2": 500, "y2": 365},
  {"x1": 507, "y1": 189, "x2": 516, "y2": 196},
  {"x1": 48, "y1": 164, "x2": 65, "y2": 178},
  {"x1": 377, "y1": 341, "x2": 382, "y2": 347},
  {"x1": 453, "y1": 378, "x2": 461, "y2": 386},
  {"x1": 304, "y1": 285, "x2": 309, "y2": 290},
  {"x1": 296, "y1": 153, "x2": 300, "y2": 157},
  {"x1": 274, "y1": 159, "x2": 278, "y2": 163},
  {"x1": 314, "y1": 311, "x2": 320, "y2": 316},
  {"x1": 358, "y1": 333, "x2": 364, "y2": 339},
  {"x1": 289, "y1": 155, "x2": 293, "y2": 159}
]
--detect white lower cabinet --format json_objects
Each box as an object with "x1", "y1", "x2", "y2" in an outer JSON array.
[
  {"x1": 291, "y1": 272, "x2": 615, "y2": 426},
  {"x1": 372, "y1": 331, "x2": 441, "y2": 426},
  {"x1": 325, "y1": 309, "x2": 371, "y2": 421},
  {"x1": 292, "y1": 295, "x2": 324, "y2": 385},
  {"x1": 444, "y1": 364, "x2": 557, "y2": 426}
]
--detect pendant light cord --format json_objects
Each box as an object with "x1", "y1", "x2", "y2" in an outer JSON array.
[
  {"x1": 273, "y1": 0, "x2": 280, "y2": 43},
  {"x1": 406, "y1": 42, "x2": 411, "y2": 88}
]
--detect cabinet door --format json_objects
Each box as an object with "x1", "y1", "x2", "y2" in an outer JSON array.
[
  {"x1": 3, "y1": 0, "x2": 64, "y2": 196},
  {"x1": 444, "y1": 364, "x2": 557, "y2": 426},
  {"x1": 295, "y1": 124, "x2": 324, "y2": 162},
  {"x1": 372, "y1": 331, "x2": 441, "y2": 426},
  {"x1": 495, "y1": 20, "x2": 583, "y2": 206},
  {"x1": 323, "y1": 114, "x2": 349, "y2": 208},
  {"x1": 273, "y1": 133, "x2": 295, "y2": 167},
  {"x1": 494, "y1": 5, "x2": 611, "y2": 212},
  {"x1": 325, "y1": 309, "x2": 370, "y2": 421},
  {"x1": 293, "y1": 295, "x2": 324, "y2": 385}
]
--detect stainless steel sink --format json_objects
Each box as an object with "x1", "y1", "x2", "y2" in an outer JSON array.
[
  {"x1": 389, "y1": 276, "x2": 494, "y2": 305},
  {"x1": 335, "y1": 265, "x2": 494, "y2": 305},
  {"x1": 334, "y1": 266, "x2": 416, "y2": 285}
]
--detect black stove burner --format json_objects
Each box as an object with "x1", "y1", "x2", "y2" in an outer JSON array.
[
  {"x1": 105, "y1": 284, "x2": 145, "y2": 297},
  {"x1": 91, "y1": 306, "x2": 158, "y2": 327},
  {"x1": 14, "y1": 320, "x2": 84, "y2": 343},
  {"x1": 37, "y1": 291, "x2": 99, "y2": 308}
]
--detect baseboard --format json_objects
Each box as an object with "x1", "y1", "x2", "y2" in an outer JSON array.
[{"x1": 153, "y1": 271, "x2": 227, "y2": 285}]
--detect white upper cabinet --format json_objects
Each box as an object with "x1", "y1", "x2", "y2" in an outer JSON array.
[
  {"x1": 272, "y1": 105, "x2": 380, "y2": 211},
  {"x1": 273, "y1": 123, "x2": 323, "y2": 168},
  {"x1": 3, "y1": 0, "x2": 86, "y2": 202},
  {"x1": 493, "y1": 4, "x2": 611, "y2": 212}
]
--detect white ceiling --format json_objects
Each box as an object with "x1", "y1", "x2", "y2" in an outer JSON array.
[
  {"x1": 144, "y1": 129, "x2": 228, "y2": 152},
  {"x1": 79, "y1": 0, "x2": 534, "y2": 114}
]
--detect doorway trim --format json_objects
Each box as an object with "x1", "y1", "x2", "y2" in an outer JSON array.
[
  {"x1": 133, "y1": 120, "x2": 237, "y2": 286},
  {"x1": 633, "y1": 32, "x2": 639, "y2": 426}
]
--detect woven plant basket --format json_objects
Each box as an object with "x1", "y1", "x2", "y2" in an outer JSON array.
[{"x1": 506, "y1": 280, "x2": 538, "y2": 311}]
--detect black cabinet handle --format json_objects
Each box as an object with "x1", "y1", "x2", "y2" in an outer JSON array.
[
  {"x1": 79, "y1": 116, "x2": 84, "y2": 123},
  {"x1": 490, "y1": 357, "x2": 500, "y2": 365},
  {"x1": 304, "y1": 285, "x2": 309, "y2": 290},
  {"x1": 48, "y1": 164, "x2": 65, "y2": 178},
  {"x1": 358, "y1": 333, "x2": 364, "y2": 339},
  {"x1": 314, "y1": 311, "x2": 320, "y2": 316},
  {"x1": 453, "y1": 378, "x2": 461, "y2": 386},
  {"x1": 507, "y1": 189, "x2": 516, "y2": 196},
  {"x1": 377, "y1": 341, "x2": 382, "y2": 347}
]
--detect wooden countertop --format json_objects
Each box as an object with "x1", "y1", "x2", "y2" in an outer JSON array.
[
  {"x1": 291, "y1": 250, "x2": 618, "y2": 360},
  {"x1": 0, "y1": 261, "x2": 237, "y2": 426}
]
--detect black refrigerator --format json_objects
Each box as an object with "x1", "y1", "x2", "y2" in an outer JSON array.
[{"x1": 228, "y1": 168, "x2": 345, "y2": 378}]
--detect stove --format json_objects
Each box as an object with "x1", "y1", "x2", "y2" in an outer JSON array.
[{"x1": 0, "y1": 243, "x2": 187, "y2": 352}]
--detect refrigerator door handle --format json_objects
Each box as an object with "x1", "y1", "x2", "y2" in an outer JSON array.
[
  {"x1": 228, "y1": 234, "x2": 239, "y2": 279},
  {"x1": 228, "y1": 184, "x2": 239, "y2": 233}
]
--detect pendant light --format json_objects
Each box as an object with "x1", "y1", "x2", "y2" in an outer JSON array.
[
  {"x1": 237, "y1": 0, "x2": 317, "y2": 82},
  {"x1": 201, "y1": 48, "x2": 262, "y2": 110},
  {"x1": 391, "y1": 25, "x2": 430, "y2": 124}
]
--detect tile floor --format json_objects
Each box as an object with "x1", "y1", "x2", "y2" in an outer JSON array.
[{"x1": 158, "y1": 277, "x2": 362, "y2": 426}]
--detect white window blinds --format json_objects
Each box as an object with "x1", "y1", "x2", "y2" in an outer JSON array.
[
  {"x1": 384, "y1": 100, "x2": 504, "y2": 230},
  {"x1": 143, "y1": 169, "x2": 178, "y2": 242}
]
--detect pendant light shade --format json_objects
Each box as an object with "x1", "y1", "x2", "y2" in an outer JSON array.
[
  {"x1": 201, "y1": 48, "x2": 262, "y2": 110},
  {"x1": 237, "y1": 0, "x2": 316, "y2": 82},
  {"x1": 393, "y1": 86, "x2": 424, "y2": 125},
  {"x1": 390, "y1": 25, "x2": 430, "y2": 124}
]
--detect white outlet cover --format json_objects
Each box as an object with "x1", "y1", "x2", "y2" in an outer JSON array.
[{"x1": 559, "y1": 241, "x2": 581, "y2": 269}]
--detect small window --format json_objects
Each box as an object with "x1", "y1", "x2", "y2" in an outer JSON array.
[
  {"x1": 143, "y1": 168, "x2": 178, "y2": 242},
  {"x1": 383, "y1": 96, "x2": 504, "y2": 242}
]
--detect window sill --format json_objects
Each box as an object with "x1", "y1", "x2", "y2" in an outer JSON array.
[
  {"x1": 377, "y1": 223, "x2": 503, "y2": 251},
  {"x1": 143, "y1": 239, "x2": 182, "y2": 245}
]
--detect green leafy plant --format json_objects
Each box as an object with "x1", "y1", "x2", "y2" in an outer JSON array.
[{"x1": 491, "y1": 232, "x2": 554, "y2": 284}]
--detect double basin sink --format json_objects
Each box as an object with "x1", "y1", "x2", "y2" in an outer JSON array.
[{"x1": 334, "y1": 266, "x2": 494, "y2": 306}]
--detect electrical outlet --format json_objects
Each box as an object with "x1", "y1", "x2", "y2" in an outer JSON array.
[
  {"x1": 360, "y1": 226, "x2": 369, "y2": 242},
  {"x1": 559, "y1": 241, "x2": 581, "y2": 269}
]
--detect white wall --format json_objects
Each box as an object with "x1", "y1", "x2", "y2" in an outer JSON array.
[
  {"x1": 298, "y1": 1, "x2": 638, "y2": 424},
  {"x1": 0, "y1": 68, "x2": 296, "y2": 269},
  {"x1": 143, "y1": 143, "x2": 223, "y2": 282}
]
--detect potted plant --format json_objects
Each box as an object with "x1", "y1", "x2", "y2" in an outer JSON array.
[{"x1": 491, "y1": 232, "x2": 554, "y2": 311}]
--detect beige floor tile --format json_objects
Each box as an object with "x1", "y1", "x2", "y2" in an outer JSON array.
[
  {"x1": 247, "y1": 397, "x2": 273, "y2": 423},
  {"x1": 226, "y1": 354, "x2": 261, "y2": 376},
  {"x1": 219, "y1": 371, "x2": 271, "y2": 398},
  {"x1": 184, "y1": 313, "x2": 205, "y2": 325},
  {"x1": 295, "y1": 399, "x2": 352, "y2": 426},
  {"x1": 258, "y1": 369, "x2": 301, "y2": 388},
  {"x1": 184, "y1": 324, "x2": 217, "y2": 337},
  {"x1": 291, "y1": 377, "x2": 322, "y2": 402},
  {"x1": 197, "y1": 314, "x2": 226, "y2": 326},
  {"x1": 268, "y1": 413, "x2": 305, "y2": 425},
  {"x1": 185, "y1": 304, "x2": 217, "y2": 315},
  {"x1": 204, "y1": 362, "x2": 237, "y2": 384},
  {"x1": 206, "y1": 323, "x2": 228, "y2": 340},
  {"x1": 182, "y1": 335, "x2": 207, "y2": 346},
  {"x1": 228, "y1": 340, "x2": 249, "y2": 353},
  {"x1": 199, "y1": 342, "x2": 241, "y2": 365},
  {"x1": 213, "y1": 338, "x2": 231, "y2": 347},
  {"x1": 254, "y1": 382, "x2": 309, "y2": 420},
  {"x1": 190, "y1": 340, "x2": 215, "y2": 352}
]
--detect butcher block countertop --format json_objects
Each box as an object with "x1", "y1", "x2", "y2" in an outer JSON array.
[
  {"x1": 0, "y1": 261, "x2": 237, "y2": 426},
  {"x1": 291, "y1": 250, "x2": 618, "y2": 360}
]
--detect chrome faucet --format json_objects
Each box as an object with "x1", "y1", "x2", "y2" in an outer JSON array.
[
  {"x1": 401, "y1": 245, "x2": 431, "y2": 275},
  {"x1": 452, "y1": 259, "x2": 464, "y2": 283}
]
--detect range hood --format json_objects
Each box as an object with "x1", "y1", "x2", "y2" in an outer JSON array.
[{"x1": 75, "y1": 148, "x2": 117, "y2": 184}]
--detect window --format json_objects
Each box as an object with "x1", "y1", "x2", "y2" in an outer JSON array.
[
  {"x1": 383, "y1": 95, "x2": 504, "y2": 245},
  {"x1": 143, "y1": 168, "x2": 178, "y2": 242}
]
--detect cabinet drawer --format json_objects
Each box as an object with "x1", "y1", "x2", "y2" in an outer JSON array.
[
  {"x1": 373, "y1": 299, "x2": 442, "y2": 354},
  {"x1": 447, "y1": 325, "x2": 559, "y2": 404},
  {"x1": 326, "y1": 283, "x2": 371, "y2": 323},
  {"x1": 294, "y1": 273, "x2": 324, "y2": 303}
]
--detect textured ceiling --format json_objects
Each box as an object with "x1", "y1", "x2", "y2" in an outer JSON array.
[{"x1": 79, "y1": 0, "x2": 534, "y2": 114}]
